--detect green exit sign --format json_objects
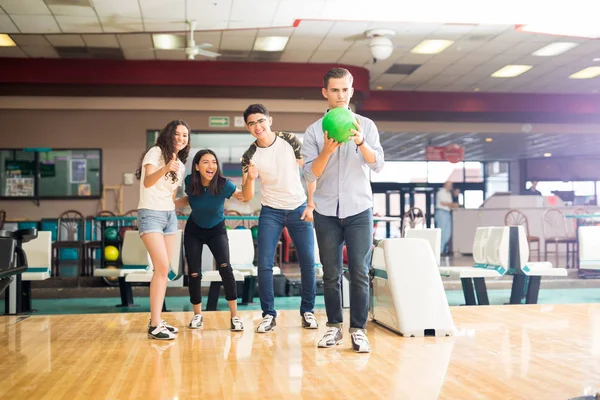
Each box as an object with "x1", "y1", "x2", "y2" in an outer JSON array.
[{"x1": 209, "y1": 116, "x2": 230, "y2": 127}]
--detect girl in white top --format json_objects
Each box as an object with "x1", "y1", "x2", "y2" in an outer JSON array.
[{"x1": 135, "y1": 120, "x2": 189, "y2": 340}]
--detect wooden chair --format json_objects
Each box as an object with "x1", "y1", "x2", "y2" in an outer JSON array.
[
  {"x1": 504, "y1": 209, "x2": 540, "y2": 261},
  {"x1": 51, "y1": 210, "x2": 86, "y2": 280},
  {"x1": 542, "y1": 209, "x2": 577, "y2": 268},
  {"x1": 401, "y1": 207, "x2": 425, "y2": 238}
]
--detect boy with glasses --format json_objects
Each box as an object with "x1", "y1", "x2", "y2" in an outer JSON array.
[{"x1": 241, "y1": 103, "x2": 318, "y2": 333}]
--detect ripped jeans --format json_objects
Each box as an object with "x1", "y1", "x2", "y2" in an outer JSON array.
[{"x1": 184, "y1": 219, "x2": 237, "y2": 304}]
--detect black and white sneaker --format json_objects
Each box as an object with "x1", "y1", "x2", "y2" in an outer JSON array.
[
  {"x1": 148, "y1": 322, "x2": 177, "y2": 340},
  {"x1": 302, "y1": 312, "x2": 318, "y2": 329},
  {"x1": 256, "y1": 315, "x2": 276, "y2": 333},
  {"x1": 351, "y1": 330, "x2": 371, "y2": 353},
  {"x1": 148, "y1": 319, "x2": 179, "y2": 334},
  {"x1": 317, "y1": 327, "x2": 343, "y2": 348},
  {"x1": 230, "y1": 317, "x2": 244, "y2": 331},
  {"x1": 189, "y1": 314, "x2": 203, "y2": 329}
]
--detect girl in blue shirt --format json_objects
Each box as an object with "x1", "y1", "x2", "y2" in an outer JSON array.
[{"x1": 175, "y1": 149, "x2": 245, "y2": 331}]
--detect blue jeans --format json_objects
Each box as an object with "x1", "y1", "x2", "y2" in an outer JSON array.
[
  {"x1": 314, "y1": 208, "x2": 372, "y2": 332},
  {"x1": 258, "y1": 203, "x2": 315, "y2": 318},
  {"x1": 435, "y1": 209, "x2": 452, "y2": 254}
]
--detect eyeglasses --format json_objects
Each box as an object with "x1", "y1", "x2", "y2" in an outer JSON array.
[{"x1": 246, "y1": 118, "x2": 267, "y2": 128}]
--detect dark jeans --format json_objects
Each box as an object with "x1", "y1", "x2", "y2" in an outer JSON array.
[
  {"x1": 184, "y1": 219, "x2": 237, "y2": 304},
  {"x1": 313, "y1": 208, "x2": 373, "y2": 332},
  {"x1": 258, "y1": 203, "x2": 315, "y2": 318}
]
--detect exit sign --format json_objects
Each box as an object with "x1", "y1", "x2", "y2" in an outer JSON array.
[{"x1": 209, "y1": 116, "x2": 230, "y2": 127}]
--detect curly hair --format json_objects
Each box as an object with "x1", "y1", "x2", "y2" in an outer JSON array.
[{"x1": 135, "y1": 120, "x2": 191, "y2": 184}]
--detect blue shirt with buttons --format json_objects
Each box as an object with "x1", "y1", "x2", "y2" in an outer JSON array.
[{"x1": 301, "y1": 112, "x2": 385, "y2": 219}]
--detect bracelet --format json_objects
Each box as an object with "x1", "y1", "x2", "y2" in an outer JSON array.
[
  {"x1": 357, "y1": 138, "x2": 365, "y2": 147},
  {"x1": 307, "y1": 204, "x2": 315, "y2": 209}
]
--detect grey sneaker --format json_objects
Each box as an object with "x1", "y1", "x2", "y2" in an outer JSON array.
[
  {"x1": 189, "y1": 314, "x2": 203, "y2": 329},
  {"x1": 317, "y1": 327, "x2": 343, "y2": 348},
  {"x1": 351, "y1": 330, "x2": 371, "y2": 353},
  {"x1": 256, "y1": 315, "x2": 276, "y2": 333},
  {"x1": 230, "y1": 317, "x2": 244, "y2": 331},
  {"x1": 302, "y1": 312, "x2": 318, "y2": 329}
]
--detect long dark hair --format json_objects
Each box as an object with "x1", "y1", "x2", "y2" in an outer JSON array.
[
  {"x1": 135, "y1": 120, "x2": 191, "y2": 183},
  {"x1": 188, "y1": 149, "x2": 226, "y2": 196}
]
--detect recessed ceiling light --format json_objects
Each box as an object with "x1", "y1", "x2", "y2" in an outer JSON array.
[
  {"x1": 0, "y1": 34, "x2": 16, "y2": 47},
  {"x1": 491, "y1": 65, "x2": 532, "y2": 78},
  {"x1": 410, "y1": 40, "x2": 454, "y2": 54},
  {"x1": 473, "y1": 87, "x2": 480, "y2": 92},
  {"x1": 485, "y1": 137, "x2": 493, "y2": 142},
  {"x1": 376, "y1": 85, "x2": 383, "y2": 90},
  {"x1": 532, "y1": 42, "x2": 578, "y2": 56},
  {"x1": 152, "y1": 34, "x2": 185, "y2": 50},
  {"x1": 544, "y1": 152, "x2": 552, "y2": 157},
  {"x1": 594, "y1": 58, "x2": 600, "y2": 62},
  {"x1": 253, "y1": 36, "x2": 289, "y2": 52},
  {"x1": 518, "y1": 24, "x2": 600, "y2": 39},
  {"x1": 569, "y1": 67, "x2": 600, "y2": 79}
]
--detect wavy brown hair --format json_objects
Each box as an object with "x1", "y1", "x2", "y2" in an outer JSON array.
[{"x1": 135, "y1": 120, "x2": 191, "y2": 183}]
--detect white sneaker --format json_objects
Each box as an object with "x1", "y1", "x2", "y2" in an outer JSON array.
[
  {"x1": 317, "y1": 327, "x2": 343, "y2": 348},
  {"x1": 351, "y1": 330, "x2": 371, "y2": 353},
  {"x1": 302, "y1": 312, "x2": 318, "y2": 329},
  {"x1": 256, "y1": 315, "x2": 276, "y2": 333},
  {"x1": 189, "y1": 314, "x2": 203, "y2": 329},
  {"x1": 148, "y1": 319, "x2": 178, "y2": 334},
  {"x1": 148, "y1": 322, "x2": 176, "y2": 340},
  {"x1": 230, "y1": 317, "x2": 244, "y2": 331}
]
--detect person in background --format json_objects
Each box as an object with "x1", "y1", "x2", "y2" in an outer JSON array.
[
  {"x1": 525, "y1": 181, "x2": 542, "y2": 196},
  {"x1": 435, "y1": 181, "x2": 460, "y2": 256}
]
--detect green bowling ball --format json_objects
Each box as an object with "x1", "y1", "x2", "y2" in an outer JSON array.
[
  {"x1": 322, "y1": 107, "x2": 356, "y2": 143},
  {"x1": 251, "y1": 225, "x2": 259, "y2": 239}
]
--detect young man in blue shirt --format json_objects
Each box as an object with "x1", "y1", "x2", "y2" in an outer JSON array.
[{"x1": 302, "y1": 68, "x2": 385, "y2": 353}]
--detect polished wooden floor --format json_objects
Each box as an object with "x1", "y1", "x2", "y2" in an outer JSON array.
[{"x1": 2, "y1": 304, "x2": 600, "y2": 400}]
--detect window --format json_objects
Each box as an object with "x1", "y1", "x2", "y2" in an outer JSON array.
[
  {"x1": 38, "y1": 150, "x2": 101, "y2": 197},
  {"x1": 370, "y1": 161, "x2": 427, "y2": 183},
  {"x1": 427, "y1": 162, "x2": 464, "y2": 183},
  {"x1": 0, "y1": 148, "x2": 102, "y2": 199},
  {"x1": 1, "y1": 150, "x2": 36, "y2": 197}
]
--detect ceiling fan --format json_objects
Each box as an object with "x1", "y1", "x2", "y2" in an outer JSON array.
[{"x1": 153, "y1": 20, "x2": 220, "y2": 60}]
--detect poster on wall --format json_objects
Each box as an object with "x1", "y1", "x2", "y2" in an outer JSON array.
[
  {"x1": 78, "y1": 184, "x2": 91, "y2": 196},
  {"x1": 70, "y1": 159, "x2": 87, "y2": 183},
  {"x1": 5, "y1": 177, "x2": 34, "y2": 196}
]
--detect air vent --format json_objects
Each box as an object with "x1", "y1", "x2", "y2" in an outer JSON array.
[
  {"x1": 249, "y1": 51, "x2": 282, "y2": 62},
  {"x1": 218, "y1": 50, "x2": 249, "y2": 61},
  {"x1": 385, "y1": 64, "x2": 421, "y2": 75},
  {"x1": 464, "y1": 34, "x2": 495, "y2": 41},
  {"x1": 55, "y1": 46, "x2": 124, "y2": 60}
]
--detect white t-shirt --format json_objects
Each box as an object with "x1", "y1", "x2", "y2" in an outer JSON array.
[
  {"x1": 241, "y1": 132, "x2": 307, "y2": 210},
  {"x1": 137, "y1": 146, "x2": 185, "y2": 211},
  {"x1": 436, "y1": 188, "x2": 452, "y2": 211}
]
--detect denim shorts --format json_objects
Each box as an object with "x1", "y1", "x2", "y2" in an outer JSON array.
[{"x1": 137, "y1": 209, "x2": 178, "y2": 236}]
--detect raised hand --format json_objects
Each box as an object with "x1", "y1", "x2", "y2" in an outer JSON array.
[
  {"x1": 165, "y1": 153, "x2": 179, "y2": 174},
  {"x1": 247, "y1": 160, "x2": 259, "y2": 181}
]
